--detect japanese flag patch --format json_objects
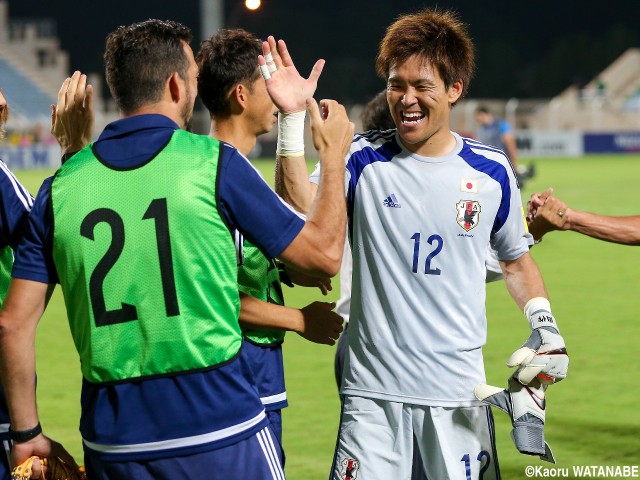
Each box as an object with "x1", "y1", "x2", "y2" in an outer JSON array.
[{"x1": 461, "y1": 178, "x2": 478, "y2": 193}]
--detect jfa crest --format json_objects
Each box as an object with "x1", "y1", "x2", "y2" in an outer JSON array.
[
  {"x1": 340, "y1": 458, "x2": 360, "y2": 480},
  {"x1": 456, "y1": 200, "x2": 481, "y2": 231}
]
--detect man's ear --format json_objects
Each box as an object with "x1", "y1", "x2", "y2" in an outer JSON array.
[
  {"x1": 229, "y1": 83, "x2": 248, "y2": 113},
  {"x1": 168, "y1": 72, "x2": 182, "y2": 103},
  {"x1": 448, "y1": 79, "x2": 463, "y2": 105}
]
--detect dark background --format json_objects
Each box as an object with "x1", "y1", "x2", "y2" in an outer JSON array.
[{"x1": 7, "y1": 0, "x2": 640, "y2": 104}]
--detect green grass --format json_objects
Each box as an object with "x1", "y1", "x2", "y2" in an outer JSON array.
[{"x1": 13, "y1": 154, "x2": 640, "y2": 478}]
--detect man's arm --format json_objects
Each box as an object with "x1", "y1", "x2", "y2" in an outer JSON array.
[
  {"x1": 0, "y1": 280, "x2": 76, "y2": 470},
  {"x1": 259, "y1": 36, "x2": 322, "y2": 214},
  {"x1": 501, "y1": 129, "x2": 519, "y2": 169},
  {"x1": 500, "y1": 252, "x2": 548, "y2": 310},
  {"x1": 500, "y1": 253, "x2": 568, "y2": 385},
  {"x1": 530, "y1": 194, "x2": 640, "y2": 245},
  {"x1": 239, "y1": 294, "x2": 343, "y2": 345},
  {"x1": 276, "y1": 99, "x2": 351, "y2": 276}
]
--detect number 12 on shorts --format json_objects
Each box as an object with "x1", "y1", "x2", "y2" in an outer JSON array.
[
  {"x1": 410, "y1": 232, "x2": 443, "y2": 274},
  {"x1": 461, "y1": 451, "x2": 491, "y2": 480}
]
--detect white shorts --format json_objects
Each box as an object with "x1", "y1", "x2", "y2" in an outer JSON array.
[{"x1": 331, "y1": 395, "x2": 500, "y2": 480}]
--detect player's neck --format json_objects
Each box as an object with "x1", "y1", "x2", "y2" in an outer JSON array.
[
  {"x1": 400, "y1": 128, "x2": 457, "y2": 158},
  {"x1": 210, "y1": 117, "x2": 257, "y2": 157}
]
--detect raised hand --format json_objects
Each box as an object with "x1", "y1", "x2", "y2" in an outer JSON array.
[
  {"x1": 258, "y1": 36, "x2": 325, "y2": 114},
  {"x1": 51, "y1": 71, "x2": 94, "y2": 156}
]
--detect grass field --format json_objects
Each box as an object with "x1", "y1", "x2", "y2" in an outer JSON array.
[{"x1": 13, "y1": 154, "x2": 640, "y2": 479}]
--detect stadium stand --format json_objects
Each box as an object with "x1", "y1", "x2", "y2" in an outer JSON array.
[{"x1": 0, "y1": 57, "x2": 55, "y2": 124}]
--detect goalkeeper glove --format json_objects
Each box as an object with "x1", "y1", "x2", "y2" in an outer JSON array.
[
  {"x1": 475, "y1": 376, "x2": 556, "y2": 463},
  {"x1": 508, "y1": 297, "x2": 568, "y2": 385}
]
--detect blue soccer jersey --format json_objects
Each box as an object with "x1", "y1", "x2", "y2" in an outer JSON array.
[{"x1": 11, "y1": 114, "x2": 304, "y2": 461}]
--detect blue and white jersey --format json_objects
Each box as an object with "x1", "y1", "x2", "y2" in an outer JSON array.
[
  {"x1": 329, "y1": 130, "x2": 531, "y2": 407},
  {"x1": 11, "y1": 115, "x2": 305, "y2": 461}
]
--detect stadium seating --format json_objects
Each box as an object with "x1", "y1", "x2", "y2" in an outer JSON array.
[{"x1": 0, "y1": 57, "x2": 55, "y2": 122}]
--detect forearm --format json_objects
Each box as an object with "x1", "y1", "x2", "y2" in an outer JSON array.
[
  {"x1": 501, "y1": 133, "x2": 518, "y2": 163},
  {"x1": 274, "y1": 154, "x2": 314, "y2": 214},
  {"x1": 239, "y1": 294, "x2": 303, "y2": 333},
  {"x1": 566, "y1": 209, "x2": 640, "y2": 245},
  {"x1": 500, "y1": 252, "x2": 548, "y2": 311},
  {"x1": 0, "y1": 280, "x2": 50, "y2": 430},
  {"x1": 301, "y1": 157, "x2": 346, "y2": 272}
]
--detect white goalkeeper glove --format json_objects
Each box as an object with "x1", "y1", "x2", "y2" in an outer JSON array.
[
  {"x1": 508, "y1": 297, "x2": 568, "y2": 385},
  {"x1": 475, "y1": 376, "x2": 556, "y2": 463}
]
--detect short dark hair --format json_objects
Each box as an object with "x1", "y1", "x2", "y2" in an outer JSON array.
[
  {"x1": 475, "y1": 105, "x2": 491, "y2": 114},
  {"x1": 104, "y1": 19, "x2": 193, "y2": 114},
  {"x1": 376, "y1": 9, "x2": 475, "y2": 105},
  {"x1": 196, "y1": 29, "x2": 262, "y2": 118},
  {"x1": 361, "y1": 90, "x2": 395, "y2": 131}
]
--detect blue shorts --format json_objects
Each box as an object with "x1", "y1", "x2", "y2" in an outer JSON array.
[{"x1": 85, "y1": 426, "x2": 285, "y2": 480}]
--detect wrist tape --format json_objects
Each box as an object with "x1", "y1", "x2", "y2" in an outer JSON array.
[{"x1": 276, "y1": 111, "x2": 305, "y2": 157}]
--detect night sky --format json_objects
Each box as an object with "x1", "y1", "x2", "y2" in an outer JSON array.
[{"x1": 7, "y1": 0, "x2": 640, "y2": 104}]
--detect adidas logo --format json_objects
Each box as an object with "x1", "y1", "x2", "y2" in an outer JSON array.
[{"x1": 383, "y1": 193, "x2": 401, "y2": 208}]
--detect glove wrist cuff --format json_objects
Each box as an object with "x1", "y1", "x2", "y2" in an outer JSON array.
[
  {"x1": 524, "y1": 297, "x2": 559, "y2": 333},
  {"x1": 512, "y1": 422, "x2": 545, "y2": 456},
  {"x1": 9, "y1": 422, "x2": 42, "y2": 443}
]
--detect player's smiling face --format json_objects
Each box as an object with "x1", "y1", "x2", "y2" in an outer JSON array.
[{"x1": 386, "y1": 55, "x2": 462, "y2": 156}]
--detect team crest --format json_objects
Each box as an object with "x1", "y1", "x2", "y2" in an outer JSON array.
[
  {"x1": 456, "y1": 200, "x2": 481, "y2": 231},
  {"x1": 340, "y1": 458, "x2": 360, "y2": 480}
]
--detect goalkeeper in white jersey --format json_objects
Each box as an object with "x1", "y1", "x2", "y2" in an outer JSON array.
[{"x1": 273, "y1": 7, "x2": 568, "y2": 479}]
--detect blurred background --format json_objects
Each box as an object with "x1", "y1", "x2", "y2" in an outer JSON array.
[{"x1": 2, "y1": 0, "x2": 640, "y2": 166}]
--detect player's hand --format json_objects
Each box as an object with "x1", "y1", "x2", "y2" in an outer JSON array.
[
  {"x1": 296, "y1": 301, "x2": 343, "y2": 345},
  {"x1": 286, "y1": 267, "x2": 332, "y2": 295},
  {"x1": 527, "y1": 196, "x2": 570, "y2": 242},
  {"x1": 307, "y1": 98, "x2": 354, "y2": 159},
  {"x1": 51, "y1": 71, "x2": 94, "y2": 156},
  {"x1": 509, "y1": 298, "x2": 568, "y2": 385},
  {"x1": 526, "y1": 187, "x2": 553, "y2": 223},
  {"x1": 258, "y1": 36, "x2": 324, "y2": 114},
  {"x1": 12, "y1": 433, "x2": 78, "y2": 478}
]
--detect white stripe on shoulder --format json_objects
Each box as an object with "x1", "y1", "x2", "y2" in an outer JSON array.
[
  {"x1": 0, "y1": 161, "x2": 34, "y2": 211},
  {"x1": 350, "y1": 129, "x2": 397, "y2": 155}
]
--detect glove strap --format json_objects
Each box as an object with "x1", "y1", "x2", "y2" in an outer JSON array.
[
  {"x1": 524, "y1": 297, "x2": 559, "y2": 333},
  {"x1": 9, "y1": 422, "x2": 42, "y2": 443}
]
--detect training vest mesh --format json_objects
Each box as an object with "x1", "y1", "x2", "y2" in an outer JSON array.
[
  {"x1": 238, "y1": 241, "x2": 285, "y2": 345},
  {"x1": 51, "y1": 130, "x2": 240, "y2": 383},
  {"x1": 0, "y1": 246, "x2": 12, "y2": 304}
]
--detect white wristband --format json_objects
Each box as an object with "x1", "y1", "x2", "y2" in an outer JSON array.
[
  {"x1": 276, "y1": 111, "x2": 305, "y2": 157},
  {"x1": 524, "y1": 297, "x2": 559, "y2": 332}
]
